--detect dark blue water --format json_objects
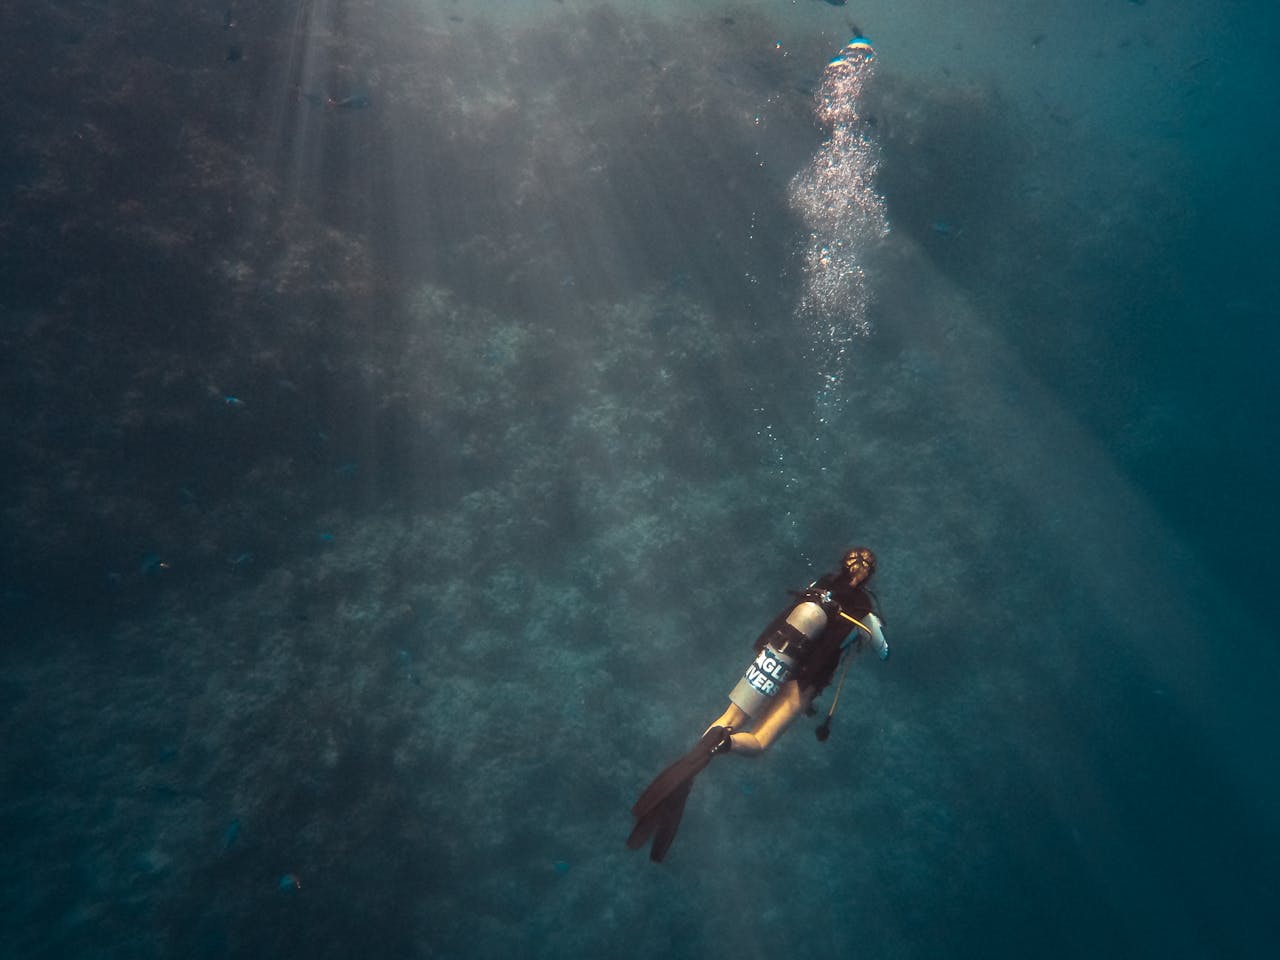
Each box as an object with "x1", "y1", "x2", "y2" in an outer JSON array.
[{"x1": 2, "y1": 1, "x2": 1277, "y2": 957}]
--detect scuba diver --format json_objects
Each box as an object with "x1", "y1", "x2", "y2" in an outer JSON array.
[{"x1": 627, "y1": 547, "x2": 889, "y2": 862}]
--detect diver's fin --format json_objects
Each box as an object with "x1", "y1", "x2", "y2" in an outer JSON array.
[
  {"x1": 630, "y1": 726, "x2": 725, "y2": 823},
  {"x1": 625, "y1": 804, "x2": 661, "y2": 851},
  {"x1": 626, "y1": 777, "x2": 695, "y2": 862},
  {"x1": 646, "y1": 779, "x2": 694, "y2": 862}
]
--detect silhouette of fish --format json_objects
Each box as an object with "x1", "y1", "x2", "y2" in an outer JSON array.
[{"x1": 328, "y1": 93, "x2": 371, "y2": 110}]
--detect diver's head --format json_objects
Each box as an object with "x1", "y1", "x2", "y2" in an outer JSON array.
[{"x1": 842, "y1": 547, "x2": 877, "y2": 586}]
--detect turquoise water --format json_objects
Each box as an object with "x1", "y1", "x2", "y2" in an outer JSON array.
[{"x1": 2, "y1": 1, "x2": 1277, "y2": 956}]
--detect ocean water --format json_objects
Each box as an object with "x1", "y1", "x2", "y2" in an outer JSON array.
[{"x1": 2, "y1": 0, "x2": 1277, "y2": 957}]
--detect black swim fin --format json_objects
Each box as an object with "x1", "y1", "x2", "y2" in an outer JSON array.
[
  {"x1": 627, "y1": 777, "x2": 695, "y2": 862},
  {"x1": 627, "y1": 726, "x2": 727, "y2": 861}
]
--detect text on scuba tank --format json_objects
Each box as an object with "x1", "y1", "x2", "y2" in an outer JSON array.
[{"x1": 745, "y1": 646, "x2": 791, "y2": 697}]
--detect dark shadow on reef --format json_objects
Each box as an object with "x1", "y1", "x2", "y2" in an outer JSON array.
[
  {"x1": 0, "y1": 1, "x2": 824, "y2": 634},
  {"x1": 870, "y1": 77, "x2": 1031, "y2": 282}
]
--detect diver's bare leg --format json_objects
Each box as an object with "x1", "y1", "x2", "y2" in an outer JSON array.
[
  {"x1": 707, "y1": 703, "x2": 748, "y2": 735},
  {"x1": 725, "y1": 681, "x2": 809, "y2": 757}
]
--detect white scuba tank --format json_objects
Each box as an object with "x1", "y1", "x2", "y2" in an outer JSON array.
[{"x1": 727, "y1": 600, "x2": 830, "y2": 717}]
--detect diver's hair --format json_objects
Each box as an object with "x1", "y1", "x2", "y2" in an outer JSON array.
[{"x1": 842, "y1": 547, "x2": 877, "y2": 581}]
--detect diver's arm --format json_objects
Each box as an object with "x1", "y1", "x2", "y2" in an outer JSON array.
[
  {"x1": 865, "y1": 611, "x2": 888, "y2": 660},
  {"x1": 840, "y1": 609, "x2": 887, "y2": 659}
]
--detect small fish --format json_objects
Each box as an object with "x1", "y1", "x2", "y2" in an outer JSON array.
[
  {"x1": 224, "y1": 818, "x2": 241, "y2": 850},
  {"x1": 279, "y1": 873, "x2": 302, "y2": 891},
  {"x1": 328, "y1": 94, "x2": 371, "y2": 110},
  {"x1": 223, "y1": 395, "x2": 244, "y2": 407},
  {"x1": 140, "y1": 553, "x2": 171, "y2": 575}
]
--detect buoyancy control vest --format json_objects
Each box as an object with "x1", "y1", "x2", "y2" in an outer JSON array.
[{"x1": 753, "y1": 575, "x2": 878, "y2": 695}]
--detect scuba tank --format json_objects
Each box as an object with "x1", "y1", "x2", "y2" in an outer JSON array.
[
  {"x1": 773, "y1": 601, "x2": 829, "y2": 657},
  {"x1": 757, "y1": 599, "x2": 831, "y2": 684},
  {"x1": 728, "y1": 601, "x2": 830, "y2": 715}
]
